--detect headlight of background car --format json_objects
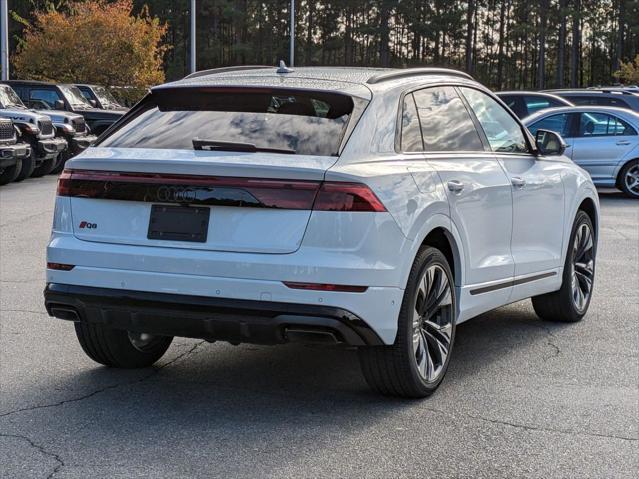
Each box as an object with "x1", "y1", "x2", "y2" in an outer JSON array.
[
  {"x1": 23, "y1": 123, "x2": 40, "y2": 135},
  {"x1": 57, "y1": 124, "x2": 76, "y2": 135}
]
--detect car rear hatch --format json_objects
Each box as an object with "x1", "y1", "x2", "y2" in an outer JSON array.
[{"x1": 61, "y1": 85, "x2": 369, "y2": 254}]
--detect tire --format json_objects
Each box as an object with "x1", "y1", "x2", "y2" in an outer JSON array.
[
  {"x1": 50, "y1": 150, "x2": 70, "y2": 175},
  {"x1": 30, "y1": 155, "x2": 57, "y2": 178},
  {"x1": 0, "y1": 158, "x2": 22, "y2": 185},
  {"x1": 532, "y1": 210, "x2": 596, "y2": 322},
  {"x1": 617, "y1": 159, "x2": 639, "y2": 198},
  {"x1": 74, "y1": 322, "x2": 173, "y2": 368},
  {"x1": 13, "y1": 146, "x2": 36, "y2": 182},
  {"x1": 358, "y1": 246, "x2": 456, "y2": 398}
]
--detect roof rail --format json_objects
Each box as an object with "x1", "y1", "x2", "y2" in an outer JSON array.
[
  {"x1": 183, "y1": 65, "x2": 272, "y2": 80},
  {"x1": 367, "y1": 68, "x2": 473, "y2": 84}
]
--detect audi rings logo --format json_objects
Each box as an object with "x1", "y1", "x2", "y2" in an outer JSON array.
[{"x1": 157, "y1": 186, "x2": 198, "y2": 203}]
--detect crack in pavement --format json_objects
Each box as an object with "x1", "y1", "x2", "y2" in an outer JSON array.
[
  {"x1": 0, "y1": 278, "x2": 44, "y2": 284},
  {"x1": 0, "y1": 209, "x2": 53, "y2": 228},
  {"x1": 1, "y1": 309, "x2": 49, "y2": 316},
  {"x1": 524, "y1": 320, "x2": 561, "y2": 360},
  {"x1": 0, "y1": 340, "x2": 207, "y2": 420},
  {"x1": 0, "y1": 433, "x2": 64, "y2": 479},
  {"x1": 463, "y1": 411, "x2": 638, "y2": 442}
]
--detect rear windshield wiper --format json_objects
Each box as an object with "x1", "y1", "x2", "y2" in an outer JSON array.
[{"x1": 192, "y1": 138, "x2": 295, "y2": 154}]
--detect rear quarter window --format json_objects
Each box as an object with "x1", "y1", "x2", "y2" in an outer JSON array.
[{"x1": 100, "y1": 88, "x2": 361, "y2": 157}]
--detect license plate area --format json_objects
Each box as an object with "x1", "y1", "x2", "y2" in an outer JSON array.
[{"x1": 147, "y1": 205, "x2": 210, "y2": 243}]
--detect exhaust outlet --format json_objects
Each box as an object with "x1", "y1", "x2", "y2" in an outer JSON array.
[{"x1": 50, "y1": 306, "x2": 80, "y2": 321}]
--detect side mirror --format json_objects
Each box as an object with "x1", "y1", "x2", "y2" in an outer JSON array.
[
  {"x1": 89, "y1": 99, "x2": 97, "y2": 107},
  {"x1": 535, "y1": 129, "x2": 566, "y2": 156},
  {"x1": 54, "y1": 99, "x2": 65, "y2": 110}
]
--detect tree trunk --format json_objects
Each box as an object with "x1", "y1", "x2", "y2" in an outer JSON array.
[
  {"x1": 557, "y1": 0, "x2": 567, "y2": 87},
  {"x1": 570, "y1": 0, "x2": 581, "y2": 87},
  {"x1": 379, "y1": 1, "x2": 391, "y2": 67},
  {"x1": 465, "y1": 0, "x2": 475, "y2": 73},
  {"x1": 497, "y1": 0, "x2": 506, "y2": 88},
  {"x1": 305, "y1": 1, "x2": 314, "y2": 65},
  {"x1": 615, "y1": 0, "x2": 625, "y2": 71},
  {"x1": 537, "y1": 0, "x2": 549, "y2": 89}
]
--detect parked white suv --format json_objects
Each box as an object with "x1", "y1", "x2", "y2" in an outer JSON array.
[{"x1": 45, "y1": 66, "x2": 599, "y2": 397}]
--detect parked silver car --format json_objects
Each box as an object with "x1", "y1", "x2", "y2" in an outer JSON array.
[{"x1": 524, "y1": 106, "x2": 639, "y2": 198}]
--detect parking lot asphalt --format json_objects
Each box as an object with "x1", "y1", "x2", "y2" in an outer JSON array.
[{"x1": 0, "y1": 175, "x2": 637, "y2": 479}]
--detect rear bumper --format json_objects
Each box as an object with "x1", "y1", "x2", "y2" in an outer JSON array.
[{"x1": 44, "y1": 283, "x2": 384, "y2": 346}]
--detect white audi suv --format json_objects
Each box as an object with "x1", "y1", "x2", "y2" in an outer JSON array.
[{"x1": 45, "y1": 66, "x2": 599, "y2": 398}]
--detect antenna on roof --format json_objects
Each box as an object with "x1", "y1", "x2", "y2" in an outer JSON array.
[{"x1": 277, "y1": 60, "x2": 293, "y2": 74}]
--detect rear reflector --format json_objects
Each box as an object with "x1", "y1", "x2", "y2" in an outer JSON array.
[
  {"x1": 58, "y1": 170, "x2": 386, "y2": 212},
  {"x1": 283, "y1": 281, "x2": 368, "y2": 293},
  {"x1": 47, "y1": 262, "x2": 75, "y2": 271}
]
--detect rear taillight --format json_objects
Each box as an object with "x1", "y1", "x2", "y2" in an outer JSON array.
[
  {"x1": 56, "y1": 170, "x2": 72, "y2": 196},
  {"x1": 312, "y1": 182, "x2": 386, "y2": 212},
  {"x1": 57, "y1": 170, "x2": 386, "y2": 212}
]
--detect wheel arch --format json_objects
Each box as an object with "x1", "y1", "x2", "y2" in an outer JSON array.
[
  {"x1": 561, "y1": 184, "x2": 600, "y2": 267},
  {"x1": 404, "y1": 214, "x2": 465, "y2": 289},
  {"x1": 614, "y1": 157, "x2": 639, "y2": 189},
  {"x1": 577, "y1": 196, "x2": 598, "y2": 240}
]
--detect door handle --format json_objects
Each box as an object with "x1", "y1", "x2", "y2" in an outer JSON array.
[
  {"x1": 616, "y1": 141, "x2": 631, "y2": 146},
  {"x1": 511, "y1": 176, "x2": 526, "y2": 188},
  {"x1": 447, "y1": 180, "x2": 464, "y2": 193}
]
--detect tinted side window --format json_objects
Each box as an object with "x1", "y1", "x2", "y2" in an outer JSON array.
[
  {"x1": 500, "y1": 95, "x2": 528, "y2": 118},
  {"x1": 461, "y1": 87, "x2": 530, "y2": 153},
  {"x1": 412, "y1": 86, "x2": 483, "y2": 152},
  {"x1": 30, "y1": 88, "x2": 63, "y2": 108},
  {"x1": 578, "y1": 112, "x2": 637, "y2": 136},
  {"x1": 528, "y1": 114, "x2": 572, "y2": 138},
  {"x1": 523, "y1": 96, "x2": 556, "y2": 115},
  {"x1": 400, "y1": 93, "x2": 423, "y2": 152},
  {"x1": 78, "y1": 88, "x2": 93, "y2": 102},
  {"x1": 566, "y1": 95, "x2": 596, "y2": 106},
  {"x1": 593, "y1": 97, "x2": 630, "y2": 109}
]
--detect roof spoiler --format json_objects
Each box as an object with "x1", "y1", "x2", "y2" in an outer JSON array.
[{"x1": 367, "y1": 68, "x2": 473, "y2": 84}]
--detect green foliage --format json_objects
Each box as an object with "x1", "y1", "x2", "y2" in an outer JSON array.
[
  {"x1": 615, "y1": 54, "x2": 639, "y2": 83},
  {"x1": 7, "y1": 0, "x2": 639, "y2": 89}
]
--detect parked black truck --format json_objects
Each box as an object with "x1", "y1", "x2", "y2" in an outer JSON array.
[
  {"x1": 75, "y1": 84, "x2": 127, "y2": 111},
  {"x1": 0, "y1": 118, "x2": 31, "y2": 185},
  {"x1": 1, "y1": 81, "x2": 124, "y2": 136}
]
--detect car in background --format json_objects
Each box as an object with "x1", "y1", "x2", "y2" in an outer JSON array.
[
  {"x1": 524, "y1": 105, "x2": 639, "y2": 198},
  {"x1": 1, "y1": 80, "x2": 124, "y2": 136},
  {"x1": 0, "y1": 118, "x2": 31, "y2": 185},
  {"x1": 44, "y1": 66, "x2": 599, "y2": 398},
  {"x1": 0, "y1": 84, "x2": 96, "y2": 174},
  {"x1": 496, "y1": 91, "x2": 573, "y2": 119},
  {"x1": 545, "y1": 88, "x2": 639, "y2": 112},
  {"x1": 0, "y1": 85, "x2": 67, "y2": 180},
  {"x1": 75, "y1": 84, "x2": 127, "y2": 111}
]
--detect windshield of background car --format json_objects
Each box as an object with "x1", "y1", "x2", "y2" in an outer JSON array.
[
  {"x1": 93, "y1": 86, "x2": 120, "y2": 106},
  {"x1": 59, "y1": 85, "x2": 92, "y2": 108},
  {"x1": 99, "y1": 88, "x2": 359, "y2": 156},
  {"x1": 0, "y1": 86, "x2": 26, "y2": 108}
]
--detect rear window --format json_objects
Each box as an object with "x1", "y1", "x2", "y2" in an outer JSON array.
[{"x1": 99, "y1": 88, "x2": 360, "y2": 156}]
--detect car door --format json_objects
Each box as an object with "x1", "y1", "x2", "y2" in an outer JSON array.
[
  {"x1": 571, "y1": 112, "x2": 638, "y2": 183},
  {"x1": 407, "y1": 86, "x2": 514, "y2": 302},
  {"x1": 459, "y1": 87, "x2": 566, "y2": 280}
]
